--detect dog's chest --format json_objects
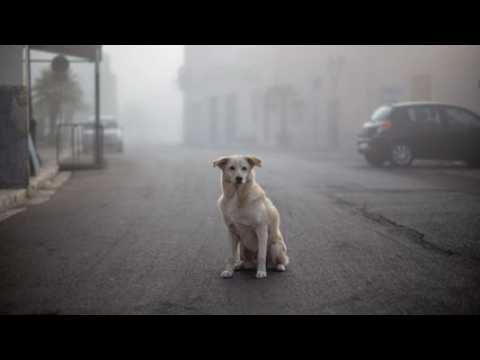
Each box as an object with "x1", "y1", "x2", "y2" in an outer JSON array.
[{"x1": 223, "y1": 193, "x2": 257, "y2": 226}]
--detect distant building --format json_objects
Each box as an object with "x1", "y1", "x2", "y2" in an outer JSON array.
[{"x1": 178, "y1": 45, "x2": 480, "y2": 152}]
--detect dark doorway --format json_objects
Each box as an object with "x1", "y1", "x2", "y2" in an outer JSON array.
[
  {"x1": 209, "y1": 97, "x2": 219, "y2": 145},
  {"x1": 225, "y1": 93, "x2": 237, "y2": 143}
]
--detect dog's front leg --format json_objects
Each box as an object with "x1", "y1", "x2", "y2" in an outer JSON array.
[
  {"x1": 255, "y1": 225, "x2": 268, "y2": 279},
  {"x1": 221, "y1": 227, "x2": 240, "y2": 279}
]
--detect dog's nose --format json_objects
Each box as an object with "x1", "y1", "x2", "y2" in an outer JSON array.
[{"x1": 235, "y1": 177, "x2": 243, "y2": 184}]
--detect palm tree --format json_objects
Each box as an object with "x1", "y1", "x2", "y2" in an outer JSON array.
[{"x1": 32, "y1": 68, "x2": 85, "y2": 142}]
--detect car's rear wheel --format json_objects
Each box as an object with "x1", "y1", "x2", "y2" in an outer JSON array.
[
  {"x1": 390, "y1": 143, "x2": 414, "y2": 167},
  {"x1": 365, "y1": 153, "x2": 385, "y2": 167}
]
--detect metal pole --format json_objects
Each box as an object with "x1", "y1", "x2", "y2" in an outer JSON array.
[
  {"x1": 25, "y1": 45, "x2": 34, "y2": 177},
  {"x1": 71, "y1": 125, "x2": 75, "y2": 161},
  {"x1": 27, "y1": 46, "x2": 33, "y2": 127},
  {"x1": 28, "y1": 59, "x2": 92, "y2": 64},
  {"x1": 94, "y1": 48, "x2": 101, "y2": 167}
]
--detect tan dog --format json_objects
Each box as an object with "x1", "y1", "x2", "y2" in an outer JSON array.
[{"x1": 213, "y1": 155, "x2": 289, "y2": 279}]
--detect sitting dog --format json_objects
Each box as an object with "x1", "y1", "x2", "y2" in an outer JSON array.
[{"x1": 213, "y1": 155, "x2": 289, "y2": 279}]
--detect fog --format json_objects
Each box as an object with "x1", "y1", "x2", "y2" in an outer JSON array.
[
  {"x1": 178, "y1": 45, "x2": 480, "y2": 155},
  {"x1": 3, "y1": 45, "x2": 480, "y2": 314},
  {"x1": 104, "y1": 45, "x2": 183, "y2": 146},
  {"x1": 8, "y1": 45, "x2": 480, "y2": 156}
]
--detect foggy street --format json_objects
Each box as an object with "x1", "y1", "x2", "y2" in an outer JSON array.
[{"x1": 1, "y1": 145, "x2": 479, "y2": 315}]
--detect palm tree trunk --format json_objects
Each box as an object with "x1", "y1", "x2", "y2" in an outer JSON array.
[{"x1": 49, "y1": 104, "x2": 59, "y2": 144}]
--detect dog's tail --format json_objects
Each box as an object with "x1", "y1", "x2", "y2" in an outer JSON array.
[
  {"x1": 270, "y1": 240, "x2": 290, "y2": 266},
  {"x1": 271, "y1": 209, "x2": 290, "y2": 266}
]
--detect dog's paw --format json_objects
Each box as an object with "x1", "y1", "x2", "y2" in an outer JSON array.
[
  {"x1": 256, "y1": 270, "x2": 267, "y2": 279},
  {"x1": 276, "y1": 264, "x2": 286, "y2": 272},
  {"x1": 221, "y1": 270, "x2": 234, "y2": 279}
]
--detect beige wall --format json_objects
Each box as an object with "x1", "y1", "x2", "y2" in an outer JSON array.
[
  {"x1": 326, "y1": 46, "x2": 480, "y2": 151},
  {"x1": 181, "y1": 45, "x2": 480, "y2": 150}
]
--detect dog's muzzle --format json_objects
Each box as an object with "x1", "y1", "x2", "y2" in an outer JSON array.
[{"x1": 235, "y1": 177, "x2": 243, "y2": 184}]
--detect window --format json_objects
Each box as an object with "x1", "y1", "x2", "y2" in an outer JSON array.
[
  {"x1": 225, "y1": 93, "x2": 237, "y2": 141},
  {"x1": 406, "y1": 108, "x2": 416, "y2": 122},
  {"x1": 209, "y1": 97, "x2": 219, "y2": 144},
  {"x1": 391, "y1": 108, "x2": 411, "y2": 121},
  {"x1": 412, "y1": 107, "x2": 441, "y2": 129},
  {"x1": 390, "y1": 108, "x2": 415, "y2": 128},
  {"x1": 442, "y1": 107, "x2": 480, "y2": 129}
]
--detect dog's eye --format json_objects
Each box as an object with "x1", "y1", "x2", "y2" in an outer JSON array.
[
  {"x1": 229, "y1": 166, "x2": 235, "y2": 171},
  {"x1": 241, "y1": 167, "x2": 248, "y2": 171}
]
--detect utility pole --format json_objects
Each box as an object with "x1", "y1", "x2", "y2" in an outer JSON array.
[
  {"x1": 26, "y1": 45, "x2": 33, "y2": 175},
  {"x1": 94, "y1": 47, "x2": 102, "y2": 167},
  {"x1": 26, "y1": 46, "x2": 33, "y2": 135}
]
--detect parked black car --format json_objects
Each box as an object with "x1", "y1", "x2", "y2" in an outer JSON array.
[{"x1": 357, "y1": 102, "x2": 480, "y2": 167}]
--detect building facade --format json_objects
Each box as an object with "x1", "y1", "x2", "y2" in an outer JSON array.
[{"x1": 179, "y1": 45, "x2": 480, "y2": 152}]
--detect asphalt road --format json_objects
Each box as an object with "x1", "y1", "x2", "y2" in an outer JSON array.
[{"x1": 1, "y1": 144, "x2": 479, "y2": 314}]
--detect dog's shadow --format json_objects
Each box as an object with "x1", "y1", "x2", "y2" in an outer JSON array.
[{"x1": 231, "y1": 266, "x2": 290, "y2": 281}]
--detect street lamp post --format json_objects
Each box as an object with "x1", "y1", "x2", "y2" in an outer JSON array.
[{"x1": 94, "y1": 47, "x2": 102, "y2": 168}]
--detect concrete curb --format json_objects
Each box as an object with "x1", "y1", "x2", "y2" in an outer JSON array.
[
  {"x1": 0, "y1": 189, "x2": 28, "y2": 212},
  {"x1": 27, "y1": 163, "x2": 59, "y2": 196},
  {"x1": 0, "y1": 162, "x2": 60, "y2": 213}
]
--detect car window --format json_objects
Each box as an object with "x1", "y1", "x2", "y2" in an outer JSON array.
[
  {"x1": 391, "y1": 108, "x2": 414, "y2": 122},
  {"x1": 406, "y1": 108, "x2": 416, "y2": 122},
  {"x1": 412, "y1": 107, "x2": 442, "y2": 129},
  {"x1": 442, "y1": 107, "x2": 480, "y2": 129}
]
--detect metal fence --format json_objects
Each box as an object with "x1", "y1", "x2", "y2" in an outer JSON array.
[{"x1": 56, "y1": 123, "x2": 103, "y2": 170}]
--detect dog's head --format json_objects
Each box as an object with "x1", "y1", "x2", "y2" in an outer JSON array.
[{"x1": 213, "y1": 155, "x2": 262, "y2": 186}]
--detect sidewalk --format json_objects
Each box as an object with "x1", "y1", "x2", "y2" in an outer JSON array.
[{"x1": 0, "y1": 143, "x2": 60, "y2": 213}]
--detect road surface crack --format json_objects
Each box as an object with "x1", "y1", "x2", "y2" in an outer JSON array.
[{"x1": 330, "y1": 194, "x2": 457, "y2": 258}]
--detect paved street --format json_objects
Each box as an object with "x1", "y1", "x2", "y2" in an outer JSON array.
[{"x1": 1, "y1": 144, "x2": 479, "y2": 314}]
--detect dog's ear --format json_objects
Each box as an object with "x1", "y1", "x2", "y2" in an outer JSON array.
[
  {"x1": 246, "y1": 155, "x2": 262, "y2": 168},
  {"x1": 213, "y1": 156, "x2": 230, "y2": 169}
]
